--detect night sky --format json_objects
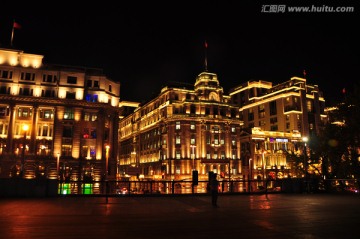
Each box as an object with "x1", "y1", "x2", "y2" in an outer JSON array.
[{"x1": 0, "y1": 1, "x2": 358, "y2": 105}]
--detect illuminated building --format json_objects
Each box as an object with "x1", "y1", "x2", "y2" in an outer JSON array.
[
  {"x1": 119, "y1": 72, "x2": 244, "y2": 181},
  {"x1": 0, "y1": 48, "x2": 120, "y2": 181},
  {"x1": 119, "y1": 74, "x2": 327, "y2": 182},
  {"x1": 230, "y1": 77, "x2": 327, "y2": 180}
]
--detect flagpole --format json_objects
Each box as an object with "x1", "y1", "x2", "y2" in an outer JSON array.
[
  {"x1": 10, "y1": 20, "x2": 15, "y2": 47},
  {"x1": 204, "y1": 40, "x2": 208, "y2": 72}
]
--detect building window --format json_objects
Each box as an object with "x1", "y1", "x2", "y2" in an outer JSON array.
[
  {"x1": 231, "y1": 127, "x2": 236, "y2": 133},
  {"x1": 39, "y1": 109, "x2": 54, "y2": 119},
  {"x1": 214, "y1": 135, "x2": 219, "y2": 145},
  {"x1": 259, "y1": 111, "x2": 265, "y2": 118},
  {"x1": 270, "y1": 125, "x2": 278, "y2": 131},
  {"x1": 286, "y1": 122, "x2": 290, "y2": 129},
  {"x1": 307, "y1": 100, "x2": 313, "y2": 112},
  {"x1": 190, "y1": 122, "x2": 195, "y2": 130},
  {"x1": 1, "y1": 70, "x2": 13, "y2": 79},
  {"x1": 18, "y1": 107, "x2": 32, "y2": 118},
  {"x1": 64, "y1": 108, "x2": 74, "y2": 120},
  {"x1": 220, "y1": 136, "x2": 225, "y2": 145},
  {"x1": 62, "y1": 126, "x2": 73, "y2": 137},
  {"x1": 85, "y1": 94, "x2": 98, "y2": 102},
  {"x1": 83, "y1": 128, "x2": 89, "y2": 138},
  {"x1": 206, "y1": 135, "x2": 210, "y2": 144},
  {"x1": 0, "y1": 107, "x2": 9, "y2": 117},
  {"x1": 0, "y1": 86, "x2": 10, "y2": 95},
  {"x1": 67, "y1": 76, "x2": 77, "y2": 84},
  {"x1": 42, "y1": 89, "x2": 55, "y2": 97},
  {"x1": 21, "y1": 72, "x2": 35, "y2": 81},
  {"x1": 84, "y1": 113, "x2": 90, "y2": 121},
  {"x1": 42, "y1": 74, "x2": 57, "y2": 83},
  {"x1": 176, "y1": 135, "x2": 181, "y2": 144},
  {"x1": 206, "y1": 151, "x2": 211, "y2": 159},
  {"x1": 37, "y1": 124, "x2": 53, "y2": 137},
  {"x1": 90, "y1": 128, "x2": 97, "y2": 138},
  {"x1": 260, "y1": 120, "x2": 266, "y2": 126},
  {"x1": 248, "y1": 109, "x2": 254, "y2": 121},
  {"x1": 190, "y1": 136, "x2": 195, "y2": 145},
  {"x1": 175, "y1": 121, "x2": 181, "y2": 130},
  {"x1": 61, "y1": 145, "x2": 72, "y2": 157},
  {"x1": 176, "y1": 150, "x2": 181, "y2": 159},
  {"x1": 109, "y1": 85, "x2": 112, "y2": 92},
  {"x1": 232, "y1": 139, "x2": 236, "y2": 146},
  {"x1": 87, "y1": 80, "x2": 92, "y2": 87},
  {"x1": 270, "y1": 117, "x2": 277, "y2": 124},
  {"x1": 0, "y1": 122, "x2": 9, "y2": 135},
  {"x1": 221, "y1": 151, "x2": 225, "y2": 159},
  {"x1": 94, "y1": 81, "x2": 99, "y2": 88},
  {"x1": 90, "y1": 146, "x2": 96, "y2": 159},
  {"x1": 66, "y1": 92, "x2": 76, "y2": 99},
  {"x1": 19, "y1": 88, "x2": 33, "y2": 96},
  {"x1": 270, "y1": 101, "x2": 277, "y2": 115}
]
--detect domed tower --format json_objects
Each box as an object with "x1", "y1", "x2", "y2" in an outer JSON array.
[
  {"x1": 194, "y1": 72, "x2": 224, "y2": 102},
  {"x1": 194, "y1": 41, "x2": 224, "y2": 102}
]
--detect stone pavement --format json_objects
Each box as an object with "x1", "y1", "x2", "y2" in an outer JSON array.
[{"x1": 0, "y1": 193, "x2": 359, "y2": 239}]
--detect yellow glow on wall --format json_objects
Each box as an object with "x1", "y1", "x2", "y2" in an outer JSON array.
[
  {"x1": 11, "y1": 85, "x2": 19, "y2": 95},
  {"x1": 98, "y1": 93, "x2": 108, "y2": 103},
  {"x1": 58, "y1": 89, "x2": 66, "y2": 98},
  {"x1": 76, "y1": 89, "x2": 84, "y2": 100},
  {"x1": 34, "y1": 87, "x2": 42, "y2": 97},
  {"x1": 20, "y1": 53, "x2": 43, "y2": 68},
  {"x1": 9, "y1": 55, "x2": 18, "y2": 65},
  {"x1": 74, "y1": 109, "x2": 81, "y2": 121}
]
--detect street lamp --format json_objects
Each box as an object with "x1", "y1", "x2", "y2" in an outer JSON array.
[
  {"x1": 190, "y1": 145, "x2": 196, "y2": 170},
  {"x1": 302, "y1": 137, "x2": 309, "y2": 192},
  {"x1": 20, "y1": 124, "x2": 29, "y2": 178},
  {"x1": 249, "y1": 158, "x2": 252, "y2": 192},
  {"x1": 105, "y1": 145, "x2": 110, "y2": 178},
  {"x1": 57, "y1": 153, "x2": 60, "y2": 180}
]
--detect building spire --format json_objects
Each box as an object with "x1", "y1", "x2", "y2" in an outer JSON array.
[{"x1": 204, "y1": 40, "x2": 208, "y2": 72}]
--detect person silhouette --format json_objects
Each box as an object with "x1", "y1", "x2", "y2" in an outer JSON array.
[{"x1": 210, "y1": 173, "x2": 219, "y2": 207}]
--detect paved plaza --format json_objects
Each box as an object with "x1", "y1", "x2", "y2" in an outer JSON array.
[{"x1": 1, "y1": 193, "x2": 359, "y2": 239}]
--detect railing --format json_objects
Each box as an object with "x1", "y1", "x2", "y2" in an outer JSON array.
[
  {"x1": 56, "y1": 178, "x2": 360, "y2": 196},
  {"x1": 1, "y1": 178, "x2": 358, "y2": 197}
]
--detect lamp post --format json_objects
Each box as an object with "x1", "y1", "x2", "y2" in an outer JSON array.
[
  {"x1": 20, "y1": 124, "x2": 29, "y2": 178},
  {"x1": 190, "y1": 145, "x2": 196, "y2": 170},
  {"x1": 57, "y1": 153, "x2": 60, "y2": 180},
  {"x1": 105, "y1": 145, "x2": 110, "y2": 203},
  {"x1": 105, "y1": 145, "x2": 110, "y2": 178},
  {"x1": 249, "y1": 158, "x2": 252, "y2": 192},
  {"x1": 302, "y1": 137, "x2": 309, "y2": 193}
]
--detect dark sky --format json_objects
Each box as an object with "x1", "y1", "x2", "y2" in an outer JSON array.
[{"x1": 0, "y1": 1, "x2": 358, "y2": 105}]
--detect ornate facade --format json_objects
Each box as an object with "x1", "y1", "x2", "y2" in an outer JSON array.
[
  {"x1": 231, "y1": 77, "x2": 327, "y2": 180},
  {"x1": 119, "y1": 72, "x2": 243, "y2": 181},
  {"x1": 0, "y1": 48, "x2": 120, "y2": 181}
]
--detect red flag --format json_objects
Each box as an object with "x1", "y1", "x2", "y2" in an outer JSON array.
[
  {"x1": 342, "y1": 88, "x2": 346, "y2": 94},
  {"x1": 303, "y1": 69, "x2": 307, "y2": 77},
  {"x1": 13, "y1": 22, "x2": 21, "y2": 29},
  {"x1": 205, "y1": 41, "x2": 208, "y2": 48}
]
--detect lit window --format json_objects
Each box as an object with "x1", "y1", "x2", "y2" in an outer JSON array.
[{"x1": 175, "y1": 121, "x2": 181, "y2": 130}]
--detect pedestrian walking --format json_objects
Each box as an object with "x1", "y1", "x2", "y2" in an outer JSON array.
[{"x1": 210, "y1": 173, "x2": 219, "y2": 207}]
